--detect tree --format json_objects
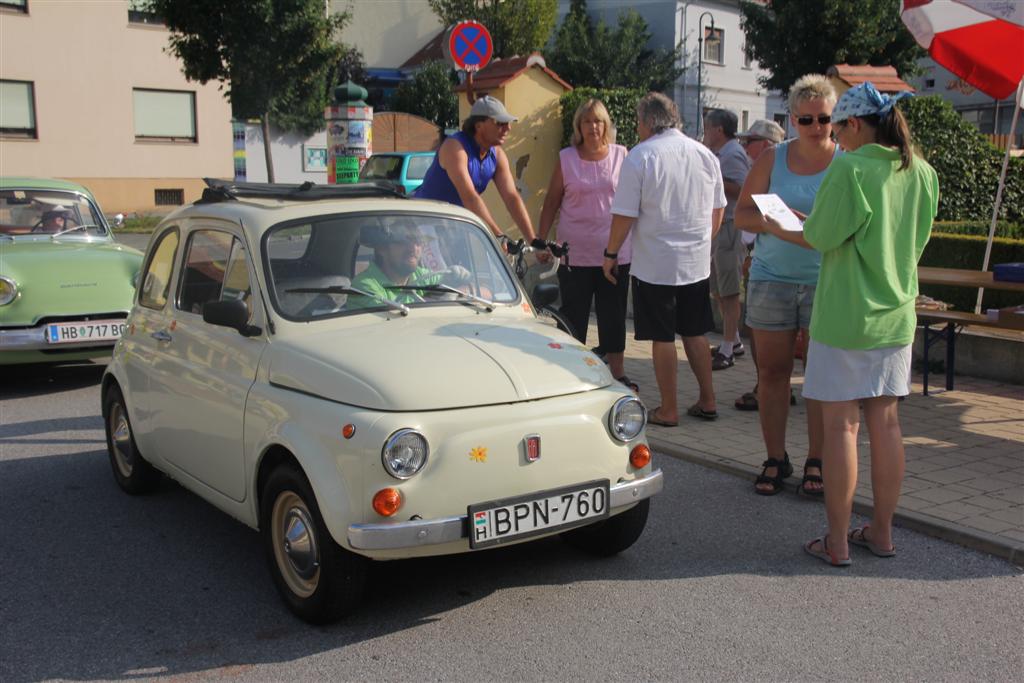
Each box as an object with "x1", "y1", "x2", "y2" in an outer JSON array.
[
  {"x1": 272, "y1": 46, "x2": 367, "y2": 137},
  {"x1": 390, "y1": 61, "x2": 460, "y2": 131},
  {"x1": 428, "y1": 0, "x2": 557, "y2": 59},
  {"x1": 148, "y1": 0, "x2": 347, "y2": 181},
  {"x1": 740, "y1": 0, "x2": 924, "y2": 95},
  {"x1": 547, "y1": 0, "x2": 682, "y2": 91}
]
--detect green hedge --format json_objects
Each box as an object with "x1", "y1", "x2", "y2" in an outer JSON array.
[
  {"x1": 932, "y1": 220, "x2": 1023, "y2": 240},
  {"x1": 918, "y1": 233, "x2": 1024, "y2": 311},
  {"x1": 559, "y1": 87, "x2": 645, "y2": 149}
]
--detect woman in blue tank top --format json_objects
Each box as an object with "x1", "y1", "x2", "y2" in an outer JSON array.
[{"x1": 734, "y1": 74, "x2": 840, "y2": 498}]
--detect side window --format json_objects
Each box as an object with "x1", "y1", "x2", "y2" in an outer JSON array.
[
  {"x1": 177, "y1": 230, "x2": 235, "y2": 314},
  {"x1": 139, "y1": 229, "x2": 179, "y2": 310},
  {"x1": 221, "y1": 240, "x2": 254, "y2": 319}
]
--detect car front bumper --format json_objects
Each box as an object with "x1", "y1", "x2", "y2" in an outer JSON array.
[
  {"x1": 0, "y1": 322, "x2": 118, "y2": 351},
  {"x1": 347, "y1": 468, "x2": 663, "y2": 551}
]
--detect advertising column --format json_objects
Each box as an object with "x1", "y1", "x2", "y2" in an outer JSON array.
[{"x1": 325, "y1": 81, "x2": 372, "y2": 184}]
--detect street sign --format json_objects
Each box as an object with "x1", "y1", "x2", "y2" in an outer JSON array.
[{"x1": 444, "y1": 21, "x2": 493, "y2": 72}]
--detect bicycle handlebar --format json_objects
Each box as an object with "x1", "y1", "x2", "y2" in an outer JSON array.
[{"x1": 503, "y1": 238, "x2": 569, "y2": 280}]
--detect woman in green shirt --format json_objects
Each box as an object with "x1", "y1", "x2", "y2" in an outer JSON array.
[{"x1": 761, "y1": 82, "x2": 939, "y2": 566}]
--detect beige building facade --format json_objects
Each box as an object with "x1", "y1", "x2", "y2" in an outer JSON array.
[{"x1": 0, "y1": 0, "x2": 233, "y2": 214}]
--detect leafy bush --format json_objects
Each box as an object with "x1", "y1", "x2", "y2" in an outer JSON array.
[
  {"x1": 390, "y1": 61, "x2": 459, "y2": 130},
  {"x1": 902, "y1": 96, "x2": 1024, "y2": 223},
  {"x1": 559, "y1": 87, "x2": 645, "y2": 148},
  {"x1": 932, "y1": 220, "x2": 1024, "y2": 240},
  {"x1": 918, "y1": 233, "x2": 1024, "y2": 311}
]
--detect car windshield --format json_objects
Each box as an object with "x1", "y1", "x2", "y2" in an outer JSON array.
[
  {"x1": 0, "y1": 189, "x2": 109, "y2": 240},
  {"x1": 264, "y1": 213, "x2": 519, "y2": 321},
  {"x1": 359, "y1": 156, "x2": 402, "y2": 182}
]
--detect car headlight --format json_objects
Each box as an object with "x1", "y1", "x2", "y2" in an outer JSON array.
[
  {"x1": 381, "y1": 429, "x2": 429, "y2": 479},
  {"x1": 0, "y1": 276, "x2": 18, "y2": 306},
  {"x1": 609, "y1": 396, "x2": 646, "y2": 442}
]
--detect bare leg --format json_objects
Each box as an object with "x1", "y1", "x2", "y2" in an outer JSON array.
[
  {"x1": 820, "y1": 399, "x2": 860, "y2": 559},
  {"x1": 718, "y1": 293, "x2": 742, "y2": 354},
  {"x1": 862, "y1": 396, "x2": 903, "y2": 552},
  {"x1": 681, "y1": 335, "x2": 716, "y2": 412},
  {"x1": 606, "y1": 351, "x2": 625, "y2": 380},
  {"x1": 752, "y1": 328, "x2": 796, "y2": 492},
  {"x1": 652, "y1": 341, "x2": 678, "y2": 422}
]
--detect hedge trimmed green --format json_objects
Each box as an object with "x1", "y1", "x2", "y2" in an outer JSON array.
[
  {"x1": 902, "y1": 96, "x2": 1024, "y2": 223},
  {"x1": 919, "y1": 233, "x2": 1024, "y2": 312},
  {"x1": 559, "y1": 87, "x2": 645, "y2": 149},
  {"x1": 933, "y1": 220, "x2": 1023, "y2": 240}
]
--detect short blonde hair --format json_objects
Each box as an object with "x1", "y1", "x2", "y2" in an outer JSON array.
[
  {"x1": 788, "y1": 74, "x2": 837, "y2": 112},
  {"x1": 571, "y1": 99, "x2": 615, "y2": 147}
]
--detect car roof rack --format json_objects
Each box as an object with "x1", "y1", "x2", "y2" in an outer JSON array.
[{"x1": 197, "y1": 178, "x2": 406, "y2": 203}]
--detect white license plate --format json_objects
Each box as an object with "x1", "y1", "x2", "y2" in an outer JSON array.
[
  {"x1": 468, "y1": 479, "x2": 610, "y2": 549},
  {"x1": 46, "y1": 320, "x2": 126, "y2": 345}
]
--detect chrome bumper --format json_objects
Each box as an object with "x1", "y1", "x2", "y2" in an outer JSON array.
[
  {"x1": 0, "y1": 324, "x2": 115, "y2": 351},
  {"x1": 347, "y1": 468, "x2": 664, "y2": 551}
]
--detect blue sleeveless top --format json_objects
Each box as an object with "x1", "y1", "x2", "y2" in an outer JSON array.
[
  {"x1": 749, "y1": 140, "x2": 839, "y2": 284},
  {"x1": 414, "y1": 131, "x2": 497, "y2": 205}
]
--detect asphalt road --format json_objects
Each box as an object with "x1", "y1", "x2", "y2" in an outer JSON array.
[{"x1": 1, "y1": 362, "x2": 1021, "y2": 682}]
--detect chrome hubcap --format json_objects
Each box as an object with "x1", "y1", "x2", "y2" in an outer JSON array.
[
  {"x1": 271, "y1": 491, "x2": 320, "y2": 597},
  {"x1": 109, "y1": 402, "x2": 133, "y2": 478}
]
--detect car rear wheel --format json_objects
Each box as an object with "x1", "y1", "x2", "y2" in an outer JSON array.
[
  {"x1": 560, "y1": 498, "x2": 650, "y2": 557},
  {"x1": 103, "y1": 385, "x2": 161, "y2": 494},
  {"x1": 261, "y1": 464, "x2": 367, "y2": 624}
]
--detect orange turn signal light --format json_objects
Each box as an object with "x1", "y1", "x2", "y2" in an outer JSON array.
[
  {"x1": 372, "y1": 488, "x2": 403, "y2": 517},
  {"x1": 342, "y1": 424, "x2": 356, "y2": 439},
  {"x1": 629, "y1": 444, "x2": 651, "y2": 469}
]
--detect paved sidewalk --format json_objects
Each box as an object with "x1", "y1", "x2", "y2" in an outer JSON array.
[{"x1": 589, "y1": 319, "x2": 1024, "y2": 564}]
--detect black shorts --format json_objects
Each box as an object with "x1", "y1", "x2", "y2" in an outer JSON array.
[{"x1": 632, "y1": 276, "x2": 714, "y2": 341}]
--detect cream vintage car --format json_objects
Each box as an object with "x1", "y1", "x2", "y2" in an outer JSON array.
[{"x1": 102, "y1": 179, "x2": 662, "y2": 623}]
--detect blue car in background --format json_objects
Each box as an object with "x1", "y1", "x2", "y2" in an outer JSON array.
[{"x1": 359, "y1": 152, "x2": 435, "y2": 195}]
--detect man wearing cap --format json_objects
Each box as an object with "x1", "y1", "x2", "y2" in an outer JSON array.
[
  {"x1": 415, "y1": 95, "x2": 538, "y2": 243},
  {"x1": 737, "y1": 119, "x2": 786, "y2": 163},
  {"x1": 33, "y1": 206, "x2": 73, "y2": 234}
]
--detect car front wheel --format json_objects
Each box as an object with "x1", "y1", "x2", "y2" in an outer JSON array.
[
  {"x1": 103, "y1": 385, "x2": 161, "y2": 494},
  {"x1": 560, "y1": 499, "x2": 650, "y2": 557},
  {"x1": 260, "y1": 465, "x2": 367, "y2": 624}
]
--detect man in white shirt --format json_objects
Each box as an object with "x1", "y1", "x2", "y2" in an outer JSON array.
[{"x1": 603, "y1": 92, "x2": 726, "y2": 426}]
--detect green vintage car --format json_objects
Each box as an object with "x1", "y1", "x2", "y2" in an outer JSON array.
[{"x1": 0, "y1": 177, "x2": 143, "y2": 365}]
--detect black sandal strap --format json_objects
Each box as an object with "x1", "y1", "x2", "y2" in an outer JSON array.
[
  {"x1": 804, "y1": 457, "x2": 822, "y2": 469},
  {"x1": 801, "y1": 474, "x2": 823, "y2": 484}
]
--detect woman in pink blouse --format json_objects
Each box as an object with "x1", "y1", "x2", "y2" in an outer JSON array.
[{"x1": 538, "y1": 99, "x2": 633, "y2": 389}]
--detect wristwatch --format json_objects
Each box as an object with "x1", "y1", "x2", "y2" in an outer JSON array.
[{"x1": 603, "y1": 249, "x2": 618, "y2": 259}]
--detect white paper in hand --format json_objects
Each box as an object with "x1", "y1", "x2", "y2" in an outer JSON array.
[{"x1": 751, "y1": 193, "x2": 804, "y2": 232}]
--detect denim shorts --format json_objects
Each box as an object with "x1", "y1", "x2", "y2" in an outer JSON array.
[{"x1": 745, "y1": 279, "x2": 816, "y2": 331}]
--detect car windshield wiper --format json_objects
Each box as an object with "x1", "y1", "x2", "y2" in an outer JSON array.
[
  {"x1": 285, "y1": 285, "x2": 410, "y2": 316},
  {"x1": 50, "y1": 224, "x2": 104, "y2": 238},
  {"x1": 387, "y1": 284, "x2": 494, "y2": 312}
]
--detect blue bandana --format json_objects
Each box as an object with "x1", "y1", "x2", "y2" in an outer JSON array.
[{"x1": 832, "y1": 82, "x2": 913, "y2": 124}]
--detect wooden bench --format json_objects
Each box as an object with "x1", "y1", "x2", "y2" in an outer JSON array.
[{"x1": 916, "y1": 308, "x2": 1019, "y2": 395}]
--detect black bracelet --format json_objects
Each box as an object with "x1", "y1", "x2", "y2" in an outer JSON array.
[{"x1": 604, "y1": 249, "x2": 618, "y2": 259}]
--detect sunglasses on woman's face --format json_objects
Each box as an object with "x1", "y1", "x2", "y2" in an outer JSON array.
[{"x1": 796, "y1": 114, "x2": 832, "y2": 126}]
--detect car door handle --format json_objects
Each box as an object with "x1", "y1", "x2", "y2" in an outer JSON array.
[{"x1": 150, "y1": 330, "x2": 172, "y2": 342}]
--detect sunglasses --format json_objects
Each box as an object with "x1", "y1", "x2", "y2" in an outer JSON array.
[
  {"x1": 795, "y1": 114, "x2": 832, "y2": 126},
  {"x1": 829, "y1": 120, "x2": 848, "y2": 142},
  {"x1": 740, "y1": 137, "x2": 769, "y2": 147}
]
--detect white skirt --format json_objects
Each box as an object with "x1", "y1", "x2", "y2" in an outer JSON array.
[{"x1": 802, "y1": 338, "x2": 912, "y2": 401}]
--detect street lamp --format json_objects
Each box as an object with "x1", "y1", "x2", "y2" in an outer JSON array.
[{"x1": 697, "y1": 11, "x2": 718, "y2": 139}]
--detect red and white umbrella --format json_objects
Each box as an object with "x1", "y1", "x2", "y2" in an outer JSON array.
[
  {"x1": 900, "y1": 0, "x2": 1024, "y2": 310},
  {"x1": 901, "y1": 0, "x2": 1023, "y2": 99}
]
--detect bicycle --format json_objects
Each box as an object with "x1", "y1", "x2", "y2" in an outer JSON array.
[{"x1": 502, "y1": 237, "x2": 577, "y2": 339}]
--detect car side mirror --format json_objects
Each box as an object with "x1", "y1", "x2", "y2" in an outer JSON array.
[
  {"x1": 532, "y1": 283, "x2": 559, "y2": 309},
  {"x1": 202, "y1": 299, "x2": 262, "y2": 337}
]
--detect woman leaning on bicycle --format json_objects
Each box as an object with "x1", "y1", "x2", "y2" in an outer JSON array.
[{"x1": 538, "y1": 98, "x2": 635, "y2": 391}]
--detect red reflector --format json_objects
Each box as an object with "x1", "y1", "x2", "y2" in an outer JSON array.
[
  {"x1": 342, "y1": 424, "x2": 356, "y2": 439},
  {"x1": 629, "y1": 444, "x2": 651, "y2": 469},
  {"x1": 525, "y1": 434, "x2": 541, "y2": 462},
  {"x1": 373, "y1": 488, "x2": 402, "y2": 517}
]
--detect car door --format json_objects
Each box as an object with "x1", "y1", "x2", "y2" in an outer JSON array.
[{"x1": 144, "y1": 222, "x2": 265, "y2": 502}]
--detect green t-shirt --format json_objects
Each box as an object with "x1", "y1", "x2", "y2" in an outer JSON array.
[
  {"x1": 803, "y1": 144, "x2": 939, "y2": 350},
  {"x1": 349, "y1": 261, "x2": 442, "y2": 309}
]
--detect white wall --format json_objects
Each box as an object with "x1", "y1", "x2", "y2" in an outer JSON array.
[
  {"x1": 242, "y1": 127, "x2": 328, "y2": 184},
  {"x1": 332, "y1": 0, "x2": 442, "y2": 68}
]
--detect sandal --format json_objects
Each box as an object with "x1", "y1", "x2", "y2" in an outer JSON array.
[
  {"x1": 754, "y1": 452, "x2": 793, "y2": 496},
  {"x1": 615, "y1": 375, "x2": 639, "y2": 393},
  {"x1": 735, "y1": 390, "x2": 758, "y2": 411},
  {"x1": 803, "y1": 535, "x2": 851, "y2": 567},
  {"x1": 848, "y1": 525, "x2": 896, "y2": 557},
  {"x1": 647, "y1": 406, "x2": 678, "y2": 427},
  {"x1": 798, "y1": 457, "x2": 824, "y2": 497},
  {"x1": 686, "y1": 403, "x2": 718, "y2": 420}
]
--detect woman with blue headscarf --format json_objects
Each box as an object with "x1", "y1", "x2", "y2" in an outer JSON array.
[{"x1": 761, "y1": 82, "x2": 939, "y2": 566}]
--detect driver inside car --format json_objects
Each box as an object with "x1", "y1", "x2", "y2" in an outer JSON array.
[
  {"x1": 34, "y1": 206, "x2": 74, "y2": 234},
  {"x1": 350, "y1": 220, "x2": 472, "y2": 308}
]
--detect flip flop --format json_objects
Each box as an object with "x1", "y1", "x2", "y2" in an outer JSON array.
[
  {"x1": 615, "y1": 375, "x2": 640, "y2": 393},
  {"x1": 647, "y1": 406, "x2": 678, "y2": 427},
  {"x1": 686, "y1": 403, "x2": 719, "y2": 421},
  {"x1": 848, "y1": 525, "x2": 896, "y2": 557},
  {"x1": 735, "y1": 391, "x2": 758, "y2": 411},
  {"x1": 803, "y1": 535, "x2": 851, "y2": 567}
]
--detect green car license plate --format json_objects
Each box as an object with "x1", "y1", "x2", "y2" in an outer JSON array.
[
  {"x1": 468, "y1": 479, "x2": 610, "y2": 549},
  {"x1": 46, "y1": 320, "x2": 126, "y2": 344}
]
